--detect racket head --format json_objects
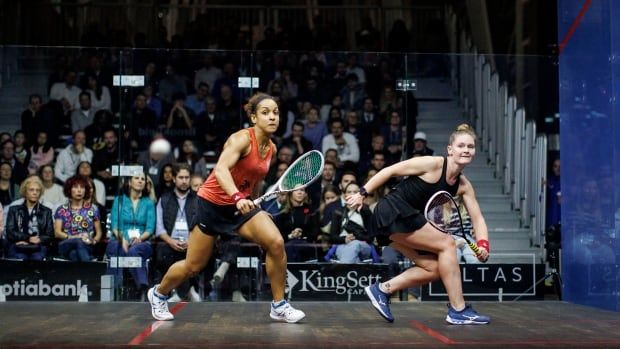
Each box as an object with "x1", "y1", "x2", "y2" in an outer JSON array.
[
  {"x1": 277, "y1": 150, "x2": 325, "y2": 191},
  {"x1": 424, "y1": 190, "x2": 464, "y2": 234}
]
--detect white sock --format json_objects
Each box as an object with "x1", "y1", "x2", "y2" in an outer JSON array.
[{"x1": 378, "y1": 282, "x2": 391, "y2": 294}]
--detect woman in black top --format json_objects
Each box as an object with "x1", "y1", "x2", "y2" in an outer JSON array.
[{"x1": 347, "y1": 124, "x2": 491, "y2": 325}]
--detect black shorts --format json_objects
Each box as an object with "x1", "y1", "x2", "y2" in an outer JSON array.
[{"x1": 194, "y1": 197, "x2": 262, "y2": 237}]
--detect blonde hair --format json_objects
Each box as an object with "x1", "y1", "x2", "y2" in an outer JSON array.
[
  {"x1": 449, "y1": 123, "x2": 477, "y2": 145},
  {"x1": 20, "y1": 175, "x2": 44, "y2": 197}
]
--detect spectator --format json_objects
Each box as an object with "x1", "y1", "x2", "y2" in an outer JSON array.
[
  {"x1": 13, "y1": 130, "x2": 31, "y2": 167},
  {"x1": 194, "y1": 54, "x2": 222, "y2": 94},
  {"x1": 165, "y1": 93, "x2": 195, "y2": 144},
  {"x1": 0, "y1": 163, "x2": 21, "y2": 206},
  {"x1": 323, "y1": 182, "x2": 375, "y2": 263},
  {"x1": 217, "y1": 84, "x2": 241, "y2": 128},
  {"x1": 1, "y1": 140, "x2": 28, "y2": 185},
  {"x1": 136, "y1": 138, "x2": 175, "y2": 186},
  {"x1": 322, "y1": 118, "x2": 360, "y2": 166},
  {"x1": 49, "y1": 69, "x2": 81, "y2": 113},
  {"x1": 302, "y1": 106, "x2": 328, "y2": 150},
  {"x1": 344, "y1": 110, "x2": 362, "y2": 141},
  {"x1": 21, "y1": 94, "x2": 45, "y2": 144},
  {"x1": 5, "y1": 176, "x2": 54, "y2": 260},
  {"x1": 106, "y1": 171, "x2": 155, "y2": 300},
  {"x1": 185, "y1": 82, "x2": 209, "y2": 116},
  {"x1": 39, "y1": 165, "x2": 66, "y2": 210},
  {"x1": 85, "y1": 74, "x2": 111, "y2": 112},
  {"x1": 175, "y1": 139, "x2": 200, "y2": 167},
  {"x1": 275, "y1": 186, "x2": 319, "y2": 262},
  {"x1": 195, "y1": 96, "x2": 229, "y2": 150},
  {"x1": 154, "y1": 164, "x2": 201, "y2": 301},
  {"x1": 71, "y1": 92, "x2": 96, "y2": 132},
  {"x1": 382, "y1": 111, "x2": 404, "y2": 164},
  {"x1": 546, "y1": 158, "x2": 561, "y2": 228},
  {"x1": 345, "y1": 53, "x2": 367, "y2": 85},
  {"x1": 158, "y1": 63, "x2": 188, "y2": 105},
  {"x1": 321, "y1": 171, "x2": 358, "y2": 227},
  {"x1": 130, "y1": 93, "x2": 159, "y2": 150},
  {"x1": 156, "y1": 163, "x2": 175, "y2": 198},
  {"x1": 28, "y1": 131, "x2": 54, "y2": 174},
  {"x1": 411, "y1": 131, "x2": 434, "y2": 157},
  {"x1": 54, "y1": 130, "x2": 93, "y2": 183},
  {"x1": 92, "y1": 128, "x2": 122, "y2": 194},
  {"x1": 76, "y1": 161, "x2": 106, "y2": 207},
  {"x1": 53, "y1": 175, "x2": 102, "y2": 261},
  {"x1": 84, "y1": 110, "x2": 114, "y2": 150},
  {"x1": 190, "y1": 173, "x2": 204, "y2": 192},
  {"x1": 262, "y1": 191, "x2": 288, "y2": 217},
  {"x1": 143, "y1": 84, "x2": 163, "y2": 120},
  {"x1": 281, "y1": 121, "x2": 313, "y2": 160},
  {"x1": 340, "y1": 73, "x2": 367, "y2": 111},
  {"x1": 378, "y1": 86, "x2": 403, "y2": 119}
]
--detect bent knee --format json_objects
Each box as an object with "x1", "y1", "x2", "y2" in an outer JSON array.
[
  {"x1": 183, "y1": 261, "x2": 205, "y2": 277},
  {"x1": 438, "y1": 235, "x2": 456, "y2": 252}
]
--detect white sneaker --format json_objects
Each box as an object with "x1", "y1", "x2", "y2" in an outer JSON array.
[
  {"x1": 212, "y1": 261, "x2": 230, "y2": 285},
  {"x1": 147, "y1": 285, "x2": 174, "y2": 321},
  {"x1": 270, "y1": 301, "x2": 305, "y2": 323},
  {"x1": 189, "y1": 286, "x2": 202, "y2": 302},
  {"x1": 232, "y1": 290, "x2": 247, "y2": 302}
]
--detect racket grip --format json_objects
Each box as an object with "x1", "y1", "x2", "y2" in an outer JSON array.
[{"x1": 467, "y1": 241, "x2": 481, "y2": 255}]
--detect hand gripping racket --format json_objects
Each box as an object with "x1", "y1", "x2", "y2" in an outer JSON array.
[
  {"x1": 424, "y1": 190, "x2": 481, "y2": 256},
  {"x1": 253, "y1": 150, "x2": 325, "y2": 205}
]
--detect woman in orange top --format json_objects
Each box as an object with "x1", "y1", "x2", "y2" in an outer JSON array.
[{"x1": 148, "y1": 93, "x2": 305, "y2": 323}]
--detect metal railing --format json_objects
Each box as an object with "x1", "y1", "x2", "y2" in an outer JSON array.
[{"x1": 455, "y1": 33, "x2": 549, "y2": 253}]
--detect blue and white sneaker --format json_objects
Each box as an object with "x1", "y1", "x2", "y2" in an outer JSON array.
[
  {"x1": 364, "y1": 282, "x2": 394, "y2": 322},
  {"x1": 270, "y1": 300, "x2": 305, "y2": 323},
  {"x1": 446, "y1": 303, "x2": 490, "y2": 325}
]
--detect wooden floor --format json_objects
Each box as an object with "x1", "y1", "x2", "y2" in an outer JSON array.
[{"x1": 1, "y1": 301, "x2": 619, "y2": 348}]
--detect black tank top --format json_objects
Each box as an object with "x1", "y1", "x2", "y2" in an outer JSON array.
[{"x1": 381, "y1": 156, "x2": 460, "y2": 217}]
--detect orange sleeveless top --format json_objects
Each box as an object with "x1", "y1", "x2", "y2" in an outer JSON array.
[{"x1": 198, "y1": 128, "x2": 274, "y2": 205}]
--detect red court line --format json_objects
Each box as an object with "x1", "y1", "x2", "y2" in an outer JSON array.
[
  {"x1": 409, "y1": 320, "x2": 456, "y2": 345},
  {"x1": 128, "y1": 302, "x2": 188, "y2": 346},
  {"x1": 558, "y1": 0, "x2": 592, "y2": 54}
]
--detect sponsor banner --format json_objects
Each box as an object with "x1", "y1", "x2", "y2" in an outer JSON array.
[
  {"x1": 284, "y1": 263, "x2": 389, "y2": 301},
  {"x1": 0, "y1": 260, "x2": 106, "y2": 301},
  {"x1": 422, "y1": 263, "x2": 545, "y2": 300}
]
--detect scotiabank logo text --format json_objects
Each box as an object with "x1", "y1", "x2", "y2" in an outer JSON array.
[{"x1": 1, "y1": 279, "x2": 87, "y2": 297}]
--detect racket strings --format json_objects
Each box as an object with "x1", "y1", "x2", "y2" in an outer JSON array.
[
  {"x1": 281, "y1": 153, "x2": 323, "y2": 190},
  {"x1": 425, "y1": 194, "x2": 461, "y2": 233}
]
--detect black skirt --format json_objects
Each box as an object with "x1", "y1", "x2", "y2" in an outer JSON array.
[
  {"x1": 369, "y1": 198, "x2": 427, "y2": 246},
  {"x1": 194, "y1": 197, "x2": 262, "y2": 237}
]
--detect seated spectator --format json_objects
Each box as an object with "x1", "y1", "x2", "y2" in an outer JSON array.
[
  {"x1": 130, "y1": 93, "x2": 159, "y2": 149},
  {"x1": 39, "y1": 165, "x2": 66, "y2": 210},
  {"x1": 106, "y1": 171, "x2": 155, "y2": 300},
  {"x1": 71, "y1": 92, "x2": 96, "y2": 132},
  {"x1": 5, "y1": 176, "x2": 54, "y2": 260},
  {"x1": 165, "y1": 93, "x2": 196, "y2": 144},
  {"x1": 84, "y1": 110, "x2": 114, "y2": 150},
  {"x1": 281, "y1": 121, "x2": 313, "y2": 160},
  {"x1": 154, "y1": 164, "x2": 201, "y2": 301},
  {"x1": 359, "y1": 134, "x2": 386, "y2": 174},
  {"x1": 303, "y1": 106, "x2": 328, "y2": 150},
  {"x1": 13, "y1": 130, "x2": 31, "y2": 167},
  {"x1": 0, "y1": 163, "x2": 21, "y2": 206},
  {"x1": 194, "y1": 54, "x2": 222, "y2": 95},
  {"x1": 321, "y1": 171, "x2": 358, "y2": 228},
  {"x1": 275, "y1": 186, "x2": 319, "y2": 262},
  {"x1": 28, "y1": 131, "x2": 54, "y2": 174},
  {"x1": 85, "y1": 74, "x2": 111, "y2": 112},
  {"x1": 76, "y1": 161, "x2": 106, "y2": 207},
  {"x1": 158, "y1": 63, "x2": 187, "y2": 106},
  {"x1": 54, "y1": 130, "x2": 93, "y2": 183},
  {"x1": 323, "y1": 182, "x2": 376, "y2": 263},
  {"x1": 53, "y1": 175, "x2": 102, "y2": 261},
  {"x1": 190, "y1": 173, "x2": 204, "y2": 192},
  {"x1": 381, "y1": 111, "x2": 404, "y2": 164},
  {"x1": 261, "y1": 192, "x2": 288, "y2": 218},
  {"x1": 175, "y1": 139, "x2": 200, "y2": 168},
  {"x1": 1, "y1": 140, "x2": 28, "y2": 185},
  {"x1": 322, "y1": 118, "x2": 360, "y2": 167},
  {"x1": 136, "y1": 138, "x2": 176, "y2": 186},
  {"x1": 340, "y1": 73, "x2": 367, "y2": 111},
  {"x1": 143, "y1": 84, "x2": 163, "y2": 121},
  {"x1": 49, "y1": 69, "x2": 81, "y2": 114},
  {"x1": 92, "y1": 128, "x2": 124, "y2": 194},
  {"x1": 156, "y1": 163, "x2": 174, "y2": 198},
  {"x1": 21, "y1": 94, "x2": 45, "y2": 144},
  {"x1": 194, "y1": 96, "x2": 228, "y2": 151},
  {"x1": 411, "y1": 131, "x2": 434, "y2": 157},
  {"x1": 378, "y1": 85, "x2": 403, "y2": 119},
  {"x1": 185, "y1": 82, "x2": 209, "y2": 116}
]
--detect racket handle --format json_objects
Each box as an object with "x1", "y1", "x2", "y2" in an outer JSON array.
[{"x1": 467, "y1": 241, "x2": 481, "y2": 255}]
